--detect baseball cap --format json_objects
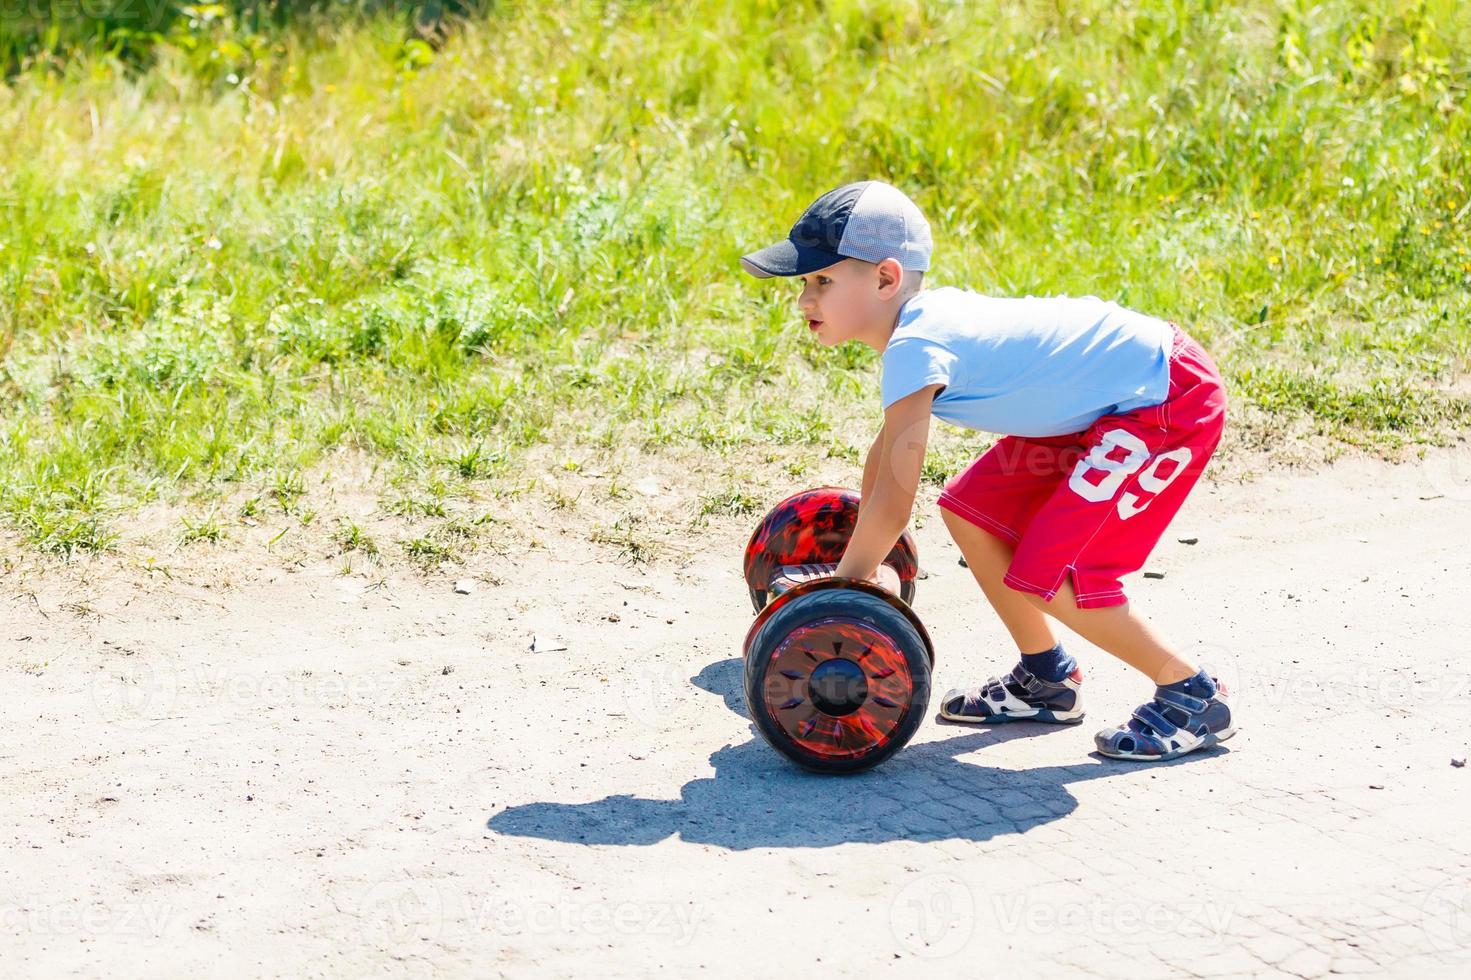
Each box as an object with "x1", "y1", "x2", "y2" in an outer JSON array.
[{"x1": 739, "y1": 180, "x2": 933, "y2": 279}]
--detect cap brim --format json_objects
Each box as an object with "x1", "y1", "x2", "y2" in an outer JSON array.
[{"x1": 739, "y1": 238, "x2": 844, "y2": 279}]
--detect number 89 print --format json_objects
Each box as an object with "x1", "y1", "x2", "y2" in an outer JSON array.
[{"x1": 1067, "y1": 427, "x2": 1195, "y2": 520}]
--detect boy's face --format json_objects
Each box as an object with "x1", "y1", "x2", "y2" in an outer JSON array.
[{"x1": 794, "y1": 258, "x2": 908, "y2": 350}]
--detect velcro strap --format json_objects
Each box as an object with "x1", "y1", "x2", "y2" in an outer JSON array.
[
  {"x1": 1011, "y1": 664, "x2": 1038, "y2": 690},
  {"x1": 980, "y1": 675, "x2": 1009, "y2": 700},
  {"x1": 1133, "y1": 702, "x2": 1179, "y2": 737},
  {"x1": 1154, "y1": 687, "x2": 1209, "y2": 714}
]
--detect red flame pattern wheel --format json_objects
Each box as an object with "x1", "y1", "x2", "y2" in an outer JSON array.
[
  {"x1": 761, "y1": 617, "x2": 913, "y2": 760},
  {"x1": 743, "y1": 582, "x2": 932, "y2": 774}
]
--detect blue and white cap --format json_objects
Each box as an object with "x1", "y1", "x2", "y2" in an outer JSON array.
[{"x1": 739, "y1": 180, "x2": 933, "y2": 279}]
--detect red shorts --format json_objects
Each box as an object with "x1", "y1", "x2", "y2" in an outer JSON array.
[{"x1": 937, "y1": 323, "x2": 1226, "y2": 609}]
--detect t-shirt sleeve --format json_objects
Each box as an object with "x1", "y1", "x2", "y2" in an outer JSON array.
[{"x1": 880, "y1": 337, "x2": 959, "y2": 410}]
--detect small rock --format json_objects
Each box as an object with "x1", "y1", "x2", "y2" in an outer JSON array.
[
  {"x1": 1368, "y1": 784, "x2": 1384, "y2": 790},
  {"x1": 606, "y1": 613, "x2": 621, "y2": 623},
  {"x1": 440, "y1": 665, "x2": 454, "y2": 675},
  {"x1": 1452, "y1": 758, "x2": 1466, "y2": 768},
  {"x1": 454, "y1": 579, "x2": 475, "y2": 595},
  {"x1": 1177, "y1": 536, "x2": 1199, "y2": 545},
  {"x1": 1143, "y1": 571, "x2": 1166, "y2": 579},
  {"x1": 530, "y1": 635, "x2": 568, "y2": 654},
  {"x1": 958, "y1": 557, "x2": 968, "y2": 568}
]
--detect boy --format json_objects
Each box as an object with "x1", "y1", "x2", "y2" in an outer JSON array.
[{"x1": 739, "y1": 180, "x2": 1234, "y2": 762}]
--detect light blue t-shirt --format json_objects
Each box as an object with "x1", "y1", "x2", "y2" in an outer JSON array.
[{"x1": 879, "y1": 286, "x2": 1174, "y2": 438}]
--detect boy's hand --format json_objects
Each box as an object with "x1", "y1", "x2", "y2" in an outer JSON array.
[{"x1": 834, "y1": 384, "x2": 939, "y2": 581}]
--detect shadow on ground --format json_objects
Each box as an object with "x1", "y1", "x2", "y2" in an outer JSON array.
[{"x1": 488, "y1": 658, "x2": 1222, "y2": 850}]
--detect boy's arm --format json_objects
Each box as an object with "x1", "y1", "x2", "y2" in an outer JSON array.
[
  {"x1": 856, "y1": 423, "x2": 885, "y2": 517},
  {"x1": 834, "y1": 384, "x2": 939, "y2": 583}
]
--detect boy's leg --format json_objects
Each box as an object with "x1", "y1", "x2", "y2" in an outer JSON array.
[
  {"x1": 936, "y1": 436, "x2": 1085, "y2": 724},
  {"x1": 941, "y1": 507, "x2": 1057, "y2": 655},
  {"x1": 1015, "y1": 577, "x2": 1196, "y2": 683},
  {"x1": 944, "y1": 497, "x2": 1192, "y2": 682},
  {"x1": 936, "y1": 431, "x2": 1081, "y2": 656}
]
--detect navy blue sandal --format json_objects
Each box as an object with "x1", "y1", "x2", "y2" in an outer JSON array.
[
  {"x1": 1095, "y1": 676, "x2": 1235, "y2": 761},
  {"x1": 940, "y1": 662, "x2": 1085, "y2": 724}
]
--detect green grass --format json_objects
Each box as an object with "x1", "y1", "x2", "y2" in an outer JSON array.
[
  {"x1": 696, "y1": 487, "x2": 765, "y2": 520},
  {"x1": 333, "y1": 519, "x2": 379, "y2": 556},
  {"x1": 179, "y1": 512, "x2": 227, "y2": 544},
  {"x1": 1, "y1": 0, "x2": 1469, "y2": 557}
]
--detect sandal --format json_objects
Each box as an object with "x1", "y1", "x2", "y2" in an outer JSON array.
[
  {"x1": 940, "y1": 662, "x2": 1085, "y2": 724},
  {"x1": 1095, "y1": 676, "x2": 1235, "y2": 761}
]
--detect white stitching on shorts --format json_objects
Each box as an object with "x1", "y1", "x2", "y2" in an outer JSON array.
[
  {"x1": 1076, "y1": 593, "x2": 1127, "y2": 607},
  {"x1": 1003, "y1": 570, "x2": 1055, "y2": 594},
  {"x1": 940, "y1": 494, "x2": 1021, "y2": 542}
]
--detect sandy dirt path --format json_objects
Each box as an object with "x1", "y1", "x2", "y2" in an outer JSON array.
[{"x1": 4, "y1": 446, "x2": 1471, "y2": 978}]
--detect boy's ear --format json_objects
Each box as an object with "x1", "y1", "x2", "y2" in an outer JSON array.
[{"x1": 875, "y1": 258, "x2": 905, "y2": 296}]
